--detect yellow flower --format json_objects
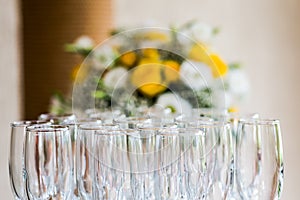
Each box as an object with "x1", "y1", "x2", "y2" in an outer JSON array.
[
  {"x1": 142, "y1": 48, "x2": 160, "y2": 60},
  {"x1": 141, "y1": 31, "x2": 169, "y2": 42},
  {"x1": 188, "y1": 44, "x2": 211, "y2": 64},
  {"x1": 188, "y1": 44, "x2": 227, "y2": 78},
  {"x1": 228, "y1": 106, "x2": 239, "y2": 113},
  {"x1": 139, "y1": 58, "x2": 157, "y2": 65},
  {"x1": 131, "y1": 62, "x2": 167, "y2": 97},
  {"x1": 209, "y1": 54, "x2": 228, "y2": 78},
  {"x1": 120, "y1": 51, "x2": 137, "y2": 67},
  {"x1": 71, "y1": 64, "x2": 87, "y2": 83},
  {"x1": 162, "y1": 60, "x2": 180, "y2": 82}
]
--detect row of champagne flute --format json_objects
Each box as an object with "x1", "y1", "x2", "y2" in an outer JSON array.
[{"x1": 9, "y1": 112, "x2": 284, "y2": 199}]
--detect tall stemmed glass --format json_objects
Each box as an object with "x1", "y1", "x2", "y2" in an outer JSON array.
[
  {"x1": 77, "y1": 123, "x2": 118, "y2": 200},
  {"x1": 39, "y1": 113, "x2": 80, "y2": 198},
  {"x1": 226, "y1": 113, "x2": 259, "y2": 200},
  {"x1": 236, "y1": 119, "x2": 284, "y2": 200},
  {"x1": 76, "y1": 124, "x2": 99, "y2": 200},
  {"x1": 206, "y1": 122, "x2": 233, "y2": 200},
  {"x1": 25, "y1": 125, "x2": 73, "y2": 200},
  {"x1": 156, "y1": 127, "x2": 182, "y2": 199},
  {"x1": 180, "y1": 124, "x2": 220, "y2": 200},
  {"x1": 93, "y1": 128, "x2": 134, "y2": 200},
  {"x1": 9, "y1": 120, "x2": 49, "y2": 200}
]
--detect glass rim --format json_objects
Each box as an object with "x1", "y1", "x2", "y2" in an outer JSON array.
[
  {"x1": 158, "y1": 125, "x2": 229, "y2": 135},
  {"x1": 95, "y1": 128, "x2": 139, "y2": 136},
  {"x1": 113, "y1": 116, "x2": 149, "y2": 123},
  {"x1": 192, "y1": 108, "x2": 228, "y2": 116},
  {"x1": 175, "y1": 116, "x2": 214, "y2": 122},
  {"x1": 185, "y1": 120, "x2": 230, "y2": 127},
  {"x1": 78, "y1": 123, "x2": 118, "y2": 131},
  {"x1": 137, "y1": 122, "x2": 178, "y2": 129},
  {"x1": 10, "y1": 120, "x2": 50, "y2": 127},
  {"x1": 66, "y1": 118, "x2": 102, "y2": 126},
  {"x1": 39, "y1": 113, "x2": 75, "y2": 118},
  {"x1": 158, "y1": 127, "x2": 205, "y2": 136},
  {"x1": 26, "y1": 124, "x2": 69, "y2": 132},
  {"x1": 239, "y1": 118, "x2": 280, "y2": 126}
]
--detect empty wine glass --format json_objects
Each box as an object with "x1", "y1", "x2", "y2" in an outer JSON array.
[
  {"x1": 25, "y1": 125, "x2": 73, "y2": 200},
  {"x1": 93, "y1": 128, "x2": 134, "y2": 199},
  {"x1": 226, "y1": 113, "x2": 259, "y2": 200},
  {"x1": 132, "y1": 127, "x2": 161, "y2": 200},
  {"x1": 206, "y1": 122, "x2": 233, "y2": 200},
  {"x1": 76, "y1": 124, "x2": 99, "y2": 200},
  {"x1": 38, "y1": 113, "x2": 82, "y2": 199},
  {"x1": 9, "y1": 120, "x2": 49, "y2": 200},
  {"x1": 156, "y1": 127, "x2": 182, "y2": 199},
  {"x1": 180, "y1": 123, "x2": 220, "y2": 200},
  {"x1": 77, "y1": 123, "x2": 118, "y2": 199},
  {"x1": 236, "y1": 119, "x2": 284, "y2": 200}
]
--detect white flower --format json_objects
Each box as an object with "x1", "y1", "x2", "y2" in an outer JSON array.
[
  {"x1": 178, "y1": 23, "x2": 215, "y2": 45},
  {"x1": 155, "y1": 92, "x2": 192, "y2": 116},
  {"x1": 91, "y1": 45, "x2": 118, "y2": 70},
  {"x1": 74, "y1": 36, "x2": 94, "y2": 49},
  {"x1": 212, "y1": 90, "x2": 232, "y2": 109},
  {"x1": 180, "y1": 60, "x2": 213, "y2": 91},
  {"x1": 227, "y1": 70, "x2": 250, "y2": 98},
  {"x1": 103, "y1": 67, "x2": 128, "y2": 89}
]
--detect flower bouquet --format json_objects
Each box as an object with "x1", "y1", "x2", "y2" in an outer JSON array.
[{"x1": 50, "y1": 21, "x2": 249, "y2": 117}]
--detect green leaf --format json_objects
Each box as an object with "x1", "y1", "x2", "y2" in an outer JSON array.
[
  {"x1": 212, "y1": 27, "x2": 220, "y2": 35},
  {"x1": 93, "y1": 90, "x2": 107, "y2": 99},
  {"x1": 64, "y1": 44, "x2": 77, "y2": 53},
  {"x1": 64, "y1": 44, "x2": 93, "y2": 57},
  {"x1": 229, "y1": 63, "x2": 242, "y2": 70}
]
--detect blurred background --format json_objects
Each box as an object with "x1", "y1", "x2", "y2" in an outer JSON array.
[{"x1": 1, "y1": 0, "x2": 299, "y2": 198}]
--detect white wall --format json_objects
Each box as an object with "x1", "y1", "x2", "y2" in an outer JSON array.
[
  {"x1": 115, "y1": 0, "x2": 300, "y2": 199},
  {"x1": 0, "y1": 0, "x2": 21, "y2": 198}
]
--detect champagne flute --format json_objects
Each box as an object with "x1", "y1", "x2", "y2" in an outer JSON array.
[
  {"x1": 93, "y1": 128, "x2": 134, "y2": 199},
  {"x1": 236, "y1": 119, "x2": 284, "y2": 200},
  {"x1": 9, "y1": 120, "x2": 49, "y2": 200},
  {"x1": 25, "y1": 125, "x2": 73, "y2": 200},
  {"x1": 77, "y1": 123, "x2": 118, "y2": 199},
  {"x1": 181, "y1": 123, "x2": 220, "y2": 200},
  {"x1": 206, "y1": 122, "x2": 233, "y2": 200},
  {"x1": 38, "y1": 113, "x2": 81, "y2": 199}
]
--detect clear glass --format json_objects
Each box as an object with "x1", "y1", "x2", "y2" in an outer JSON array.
[
  {"x1": 76, "y1": 124, "x2": 101, "y2": 200},
  {"x1": 88, "y1": 109, "x2": 123, "y2": 124},
  {"x1": 226, "y1": 112, "x2": 260, "y2": 200},
  {"x1": 155, "y1": 124, "x2": 223, "y2": 200},
  {"x1": 38, "y1": 113, "x2": 79, "y2": 199},
  {"x1": 9, "y1": 120, "x2": 49, "y2": 200},
  {"x1": 93, "y1": 128, "x2": 136, "y2": 199},
  {"x1": 25, "y1": 125, "x2": 73, "y2": 200},
  {"x1": 129, "y1": 127, "x2": 160, "y2": 199},
  {"x1": 156, "y1": 128, "x2": 182, "y2": 199},
  {"x1": 205, "y1": 122, "x2": 233, "y2": 200},
  {"x1": 38, "y1": 113, "x2": 76, "y2": 125},
  {"x1": 180, "y1": 125, "x2": 221, "y2": 200},
  {"x1": 192, "y1": 108, "x2": 228, "y2": 119},
  {"x1": 72, "y1": 118, "x2": 101, "y2": 199},
  {"x1": 175, "y1": 115, "x2": 213, "y2": 128},
  {"x1": 76, "y1": 124, "x2": 110, "y2": 200},
  {"x1": 236, "y1": 119, "x2": 284, "y2": 200},
  {"x1": 113, "y1": 116, "x2": 149, "y2": 129}
]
